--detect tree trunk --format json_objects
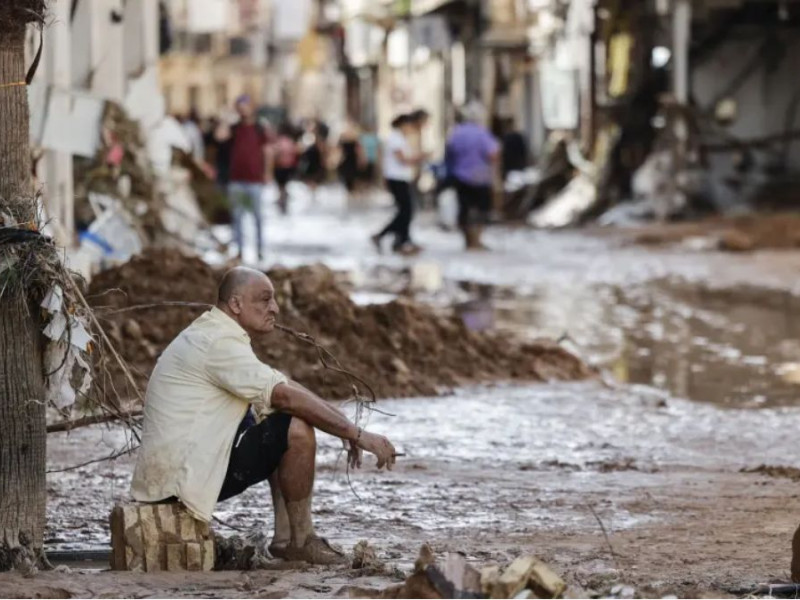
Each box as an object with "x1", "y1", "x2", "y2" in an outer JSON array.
[{"x1": 0, "y1": 24, "x2": 47, "y2": 571}]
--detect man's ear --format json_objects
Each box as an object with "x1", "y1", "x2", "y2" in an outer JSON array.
[{"x1": 229, "y1": 295, "x2": 243, "y2": 315}]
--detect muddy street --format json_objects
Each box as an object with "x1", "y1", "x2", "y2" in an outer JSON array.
[{"x1": 12, "y1": 195, "x2": 800, "y2": 598}]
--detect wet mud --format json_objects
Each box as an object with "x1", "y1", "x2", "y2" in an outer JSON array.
[
  {"x1": 29, "y1": 381, "x2": 800, "y2": 597},
  {"x1": 14, "y1": 206, "x2": 800, "y2": 598}
]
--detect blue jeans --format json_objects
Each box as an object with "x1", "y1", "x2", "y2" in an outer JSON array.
[{"x1": 228, "y1": 181, "x2": 265, "y2": 257}]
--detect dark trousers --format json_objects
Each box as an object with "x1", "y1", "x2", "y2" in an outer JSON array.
[
  {"x1": 379, "y1": 179, "x2": 413, "y2": 248},
  {"x1": 455, "y1": 180, "x2": 492, "y2": 229}
]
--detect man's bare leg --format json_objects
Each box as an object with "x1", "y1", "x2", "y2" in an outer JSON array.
[
  {"x1": 274, "y1": 417, "x2": 345, "y2": 564},
  {"x1": 267, "y1": 473, "x2": 290, "y2": 553}
]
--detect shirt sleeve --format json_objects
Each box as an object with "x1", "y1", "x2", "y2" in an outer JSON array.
[
  {"x1": 483, "y1": 131, "x2": 500, "y2": 158},
  {"x1": 205, "y1": 334, "x2": 287, "y2": 412}
]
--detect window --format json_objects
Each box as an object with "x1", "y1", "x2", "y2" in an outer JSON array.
[{"x1": 229, "y1": 36, "x2": 251, "y2": 57}]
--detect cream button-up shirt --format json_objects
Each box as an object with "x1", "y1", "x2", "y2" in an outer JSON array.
[{"x1": 130, "y1": 307, "x2": 287, "y2": 521}]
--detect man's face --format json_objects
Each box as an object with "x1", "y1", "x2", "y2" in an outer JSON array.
[
  {"x1": 236, "y1": 98, "x2": 254, "y2": 119},
  {"x1": 230, "y1": 275, "x2": 279, "y2": 334}
]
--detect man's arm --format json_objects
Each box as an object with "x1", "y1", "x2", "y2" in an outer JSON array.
[
  {"x1": 264, "y1": 143, "x2": 275, "y2": 183},
  {"x1": 270, "y1": 381, "x2": 396, "y2": 469}
]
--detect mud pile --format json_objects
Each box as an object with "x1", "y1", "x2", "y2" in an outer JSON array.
[
  {"x1": 88, "y1": 249, "x2": 592, "y2": 400},
  {"x1": 629, "y1": 213, "x2": 800, "y2": 252}
]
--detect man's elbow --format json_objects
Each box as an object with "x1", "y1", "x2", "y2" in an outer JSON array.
[{"x1": 270, "y1": 383, "x2": 293, "y2": 411}]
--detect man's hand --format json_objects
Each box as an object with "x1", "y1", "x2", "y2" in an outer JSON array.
[
  {"x1": 346, "y1": 440, "x2": 363, "y2": 469},
  {"x1": 356, "y1": 430, "x2": 396, "y2": 470}
]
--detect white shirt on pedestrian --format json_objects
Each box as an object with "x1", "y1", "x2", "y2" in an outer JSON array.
[
  {"x1": 130, "y1": 307, "x2": 287, "y2": 521},
  {"x1": 382, "y1": 129, "x2": 414, "y2": 182}
]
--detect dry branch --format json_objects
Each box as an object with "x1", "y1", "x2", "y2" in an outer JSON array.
[{"x1": 47, "y1": 409, "x2": 142, "y2": 434}]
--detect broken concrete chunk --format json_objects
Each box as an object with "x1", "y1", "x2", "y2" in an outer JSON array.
[
  {"x1": 494, "y1": 556, "x2": 539, "y2": 599},
  {"x1": 529, "y1": 560, "x2": 567, "y2": 598},
  {"x1": 481, "y1": 565, "x2": 501, "y2": 597}
]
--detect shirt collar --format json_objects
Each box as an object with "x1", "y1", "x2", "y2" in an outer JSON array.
[{"x1": 208, "y1": 306, "x2": 250, "y2": 340}]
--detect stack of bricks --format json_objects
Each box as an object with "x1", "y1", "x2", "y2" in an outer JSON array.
[{"x1": 109, "y1": 502, "x2": 215, "y2": 572}]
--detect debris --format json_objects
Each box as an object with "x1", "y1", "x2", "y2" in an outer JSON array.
[
  {"x1": 425, "y1": 552, "x2": 482, "y2": 599},
  {"x1": 481, "y1": 566, "x2": 502, "y2": 596},
  {"x1": 352, "y1": 540, "x2": 382, "y2": 570},
  {"x1": 528, "y1": 561, "x2": 567, "y2": 599},
  {"x1": 609, "y1": 584, "x2": 635, "y2": 598},
  {"x1": 384, "y1": 545, "x2": 567, "y2": 599},
  {"x1": 493, "y1": 556, "x2": 539, "y2": 599},
  {"x1": 529, "y1": 172, "x2": 596, "y2": 229},
  {"x1": 88, "y1": 249, "x2": 594, "y2": 401}
]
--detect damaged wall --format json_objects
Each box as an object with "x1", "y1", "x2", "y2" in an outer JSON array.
[{"x1": 692, "y1": 29, "x2": 800, "y2": 209}]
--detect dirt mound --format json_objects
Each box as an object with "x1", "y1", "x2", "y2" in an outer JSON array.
[
  {"x1": 627, "y1": 213, "x2": 800, "y2": 252},
  {"x1": 742, "y1": 464, "x2": 800, "y2": 481},
  {"x1": 88, "y1": 248, "x2": 592, "y2": 401}
]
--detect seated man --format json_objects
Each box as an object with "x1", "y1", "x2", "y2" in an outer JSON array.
[{"x1": 130, "y1": 267, "x2": 397, "y2": 565}]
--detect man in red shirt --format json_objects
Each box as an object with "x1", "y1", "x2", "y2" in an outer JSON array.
[{"x1": 227, "y1": 95, "x2": 273, "y2": 260}]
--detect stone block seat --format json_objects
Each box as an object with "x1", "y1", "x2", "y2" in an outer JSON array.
[{"x1": 109, "y1": 501, "x2": 214, "y2": 572}]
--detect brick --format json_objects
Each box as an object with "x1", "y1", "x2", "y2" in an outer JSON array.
[
  {"x1": 201, "y1": 539, "x2": 215, "y2": 571},
  {"x1": 166, "y1": 543, "x2": 185, "y2": 571},
  {"x1": 109, "y1": 502, "x2": 214, "y2": 572},
  {"x1": 139, "y1": 506, "x2": 162, "y2": 571},
  {"x1": 196, "y1": 519, "x2": 211, "y2": 539},
  {"x1": 157, "y1": 503, "x2": 180, "y2": 543},
  {"x1": 179, "y1": 512, "x2": 197, "y2": 541},
  {"x1": 186, "y1": 542, "x2": 202, "y2": 571}
]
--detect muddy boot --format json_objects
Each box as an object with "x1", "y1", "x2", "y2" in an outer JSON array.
[
  {"x1": 284, "y1": 535, "x2": 347, "y2": 566},
  {"x1": 792, "y1": 523, "x2": 800, "y2": 582}
]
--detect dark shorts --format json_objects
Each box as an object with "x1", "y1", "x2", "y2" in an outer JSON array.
[
  {"x1": 217, "y1": 411, "x2": 292, "y2": 501},
  {"x1": 274, "y1": 167, "x2": 295, "y2": 188}
]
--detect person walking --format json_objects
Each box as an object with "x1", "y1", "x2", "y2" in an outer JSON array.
[
  {"x1": 338, "y1": 120, "x2": 364, "y2": 202},
  {"x1": 371, "y1": 114, "x2": 428, "y2": 255},
  {"x1": 273, "y1": 122, "x2": 300, "y2": 215},
  {"x1": 225, "y1": 95, "x2": 273, "y2": 260},
  {"x1": 299, "y1": 120, "x2": 328, "y2": 200},
  {"x1": 358, "y1": 124, "x2": 380, "y2": 189},
  {"x1": 445, "y1": 102, "x2": 500, "y2": 250}
]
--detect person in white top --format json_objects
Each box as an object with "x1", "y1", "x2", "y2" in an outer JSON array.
[
  {"x1": 131, "y1": 266, "x2": 397, "y2": 565},
  {"x1": 371, "y1": 113, "x2": 428, "y2": 255}
]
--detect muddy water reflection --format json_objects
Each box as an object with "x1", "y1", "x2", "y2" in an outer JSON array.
[{"x1": 470, "y1": 280, "x2": 800, "y2": 408}]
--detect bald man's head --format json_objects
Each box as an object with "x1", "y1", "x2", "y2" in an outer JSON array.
[{"x1": 216, "y1": 267, "x2": 279, "y2": 334}]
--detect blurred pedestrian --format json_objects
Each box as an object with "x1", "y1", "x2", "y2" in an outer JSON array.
[
  {"x1": 500, "y1": 117, "x2": 529, "y2": 178},
  {"x1": 408, "y1": 108, "x2": 430, "y2": 208},
  {"x1": 358, "y1": 124, "x2": 380, "y2": 189},
  {"x1": 273, "y1": 122, "x2": 300, "y2": 215},
  {"x1": 371, "y1": 114, "x2": 428, "y2": 255},
  {"x1": 338, "y1": 119, "x2": 364, "y2": 202},
  {"x1": 299, "y1": 120, "x2": 328, "y2": 199},
  {"x1": 445, "y1": 102, "x2": 500, "y2": 250},
  {"x1": 224, "y1": 94, "x2": 273, "y2": 260}
]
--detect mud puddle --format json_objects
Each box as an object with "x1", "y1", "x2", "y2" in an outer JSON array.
[{"x1": 438, "y1": 277, "x2": 800, "y2": 409}]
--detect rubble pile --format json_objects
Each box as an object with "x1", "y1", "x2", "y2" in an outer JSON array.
[
  {"x1": 88, "y1": 249, "x2": 593, "y2": 401},
  {"x1": 350, "y1": 544, "x2": 568, "y2": 599}
]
